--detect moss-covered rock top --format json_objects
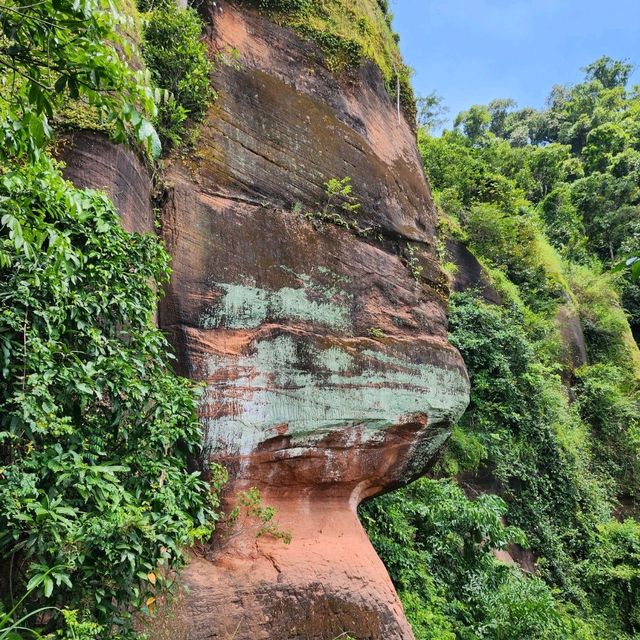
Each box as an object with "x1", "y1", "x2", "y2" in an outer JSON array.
[{"x1": 245, "y1": 0, "x2": 416, "y2": 119}]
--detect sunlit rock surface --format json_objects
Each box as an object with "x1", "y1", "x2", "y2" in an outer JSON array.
[
  {"x1": 156, "y1": 3, "x2": 469, "y2": 637},
  {"x1": 61, "y1": 1, "x2": 469, "y2": 637}
]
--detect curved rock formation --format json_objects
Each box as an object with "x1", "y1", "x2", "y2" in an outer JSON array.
[
  {"x1": 555, "y1": 303, "x2": 588, "y2": 384},
  {"x1": 60, "y1": 2, "x2": 470, "y2": 637},
  {"x1": 445, "y1": 238, "x2": 502, "y2": 305},
  {"x1": 156, "y1": 3, "x2": 469, "y2": 638},
  {"x1": 60, "y1": 129, "x2": 153, "y2": 235}
]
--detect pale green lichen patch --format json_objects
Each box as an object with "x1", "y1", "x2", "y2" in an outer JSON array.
[
  {"x1": 202, "y1": 335, "x2": 470, "y2": 457},
  {"x1": 199, "y1": 274, "x2": 353, "y2": 331},
  {"x1": 316, "y1": 346, "x2": 354, "y2": 372}
]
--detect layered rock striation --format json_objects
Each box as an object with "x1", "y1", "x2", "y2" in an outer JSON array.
[
  {"x1": 156, "y1": 3, "x2": 468, "y2": 637},
  {"x1": 63, "y1": 1, "x2": 469, "y2": 637}
]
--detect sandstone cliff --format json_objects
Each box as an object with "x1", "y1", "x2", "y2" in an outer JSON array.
[{"x1": 63, "y1": 1, "x2": 469, "y2": 637}]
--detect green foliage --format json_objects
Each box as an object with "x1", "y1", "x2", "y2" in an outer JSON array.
[
  {"x1": 574, "y1": 364, "x2": 640, "y2": 499},
  {"x1": 58, "y1": 609, "x2": 103, "y2": 639},
  {"x1": 538, "y1": 183, "x2": 588, "y2": 260},
  {"x1": 438, "y1": 425, "x2": 487, "y2": 477},
  {"x1": 583, "y1": 56, "x2": 634, "y2": 90},
  {"x1": 467, "y1": 204, "x2": 567, "y2": 311},
  {"x1": 366, "y1": 289, "x2": 636, "y2": 638},
  {"x1": 0, "y1": 566, "x2": 60, "y2": 639},
  {"x1": 580, "y1": 518, "x2": 640, "y2": 634},
  {"x1": 361, "y1": 478, "x2": 582, "y2": 640},
  {"x1": 568, "y1": 264, "x2": 639, "y2": 370},
  {"x1": 257, "y1": 0, "x2": 312, "y2": 12},
  {"x1": 0, "y1": 0, "x2": 160, "y2": 160},
  {"x1": 0, "y1": 157, "x2": 222, "y2": 636},
  {"x1": 416, "y1": 92, "x2": 449, "y2": 132},
  {"x1": 299, "y1": 176, "x2": 382, "y2": 238},
  {"x1": 405, "y1": 243, "x2": 424, "y2": 281},
  {"x1": 424, "y1": 57, "x2": 640, "y2": 319},
  {"x1": 418, "y1": 130, "x2": 526, "y2": 212},
  {"x1": 619, "y1": 256, "x2": 640, "y2": 282},
  {"x1": 448, "y1": 293, "x2": 613, "y2": 593},
  {"x1": 221, "y1": 487, "x2": 291, "y2": 545},
  {"x1": 141, "y1": 4, "x2": 214, "y2": 151},
  {"x1": 323, "y1": 177, "x2": 361, "y2": 216},
  {"x1": 454, "y1": 104, "x2": 491, "y2": 144},
  {"x1": 0, "y1": 1, "x2": 223, "y2": 634},
  {"x1": 385, "y1": 55, "x2": 640, "y2": 640}
]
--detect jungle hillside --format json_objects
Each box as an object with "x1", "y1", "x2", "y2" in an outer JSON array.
[
  {"x1": 363, "y1": 55, "x2": 640, "y2": 639},
  {"x1": 0, "y1": 0, "x2": 639, "y2": 638}
]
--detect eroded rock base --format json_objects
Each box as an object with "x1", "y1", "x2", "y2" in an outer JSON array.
[{"x1": 162, "y1": 495, "x2": 414, "y2": 640}]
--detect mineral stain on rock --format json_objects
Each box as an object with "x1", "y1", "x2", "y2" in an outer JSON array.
[
  {"x1": 61, "y1": 1, "x2": 470, "y2": 637},
  {"x1": 202, "y1": 334, "x2": 468, "y2": 459},
  {"x1": 200, "y1": 274, "x2": 353, "y2": 332}
]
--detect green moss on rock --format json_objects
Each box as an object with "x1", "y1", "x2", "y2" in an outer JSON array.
[{"x1": 245, "y1": 0, "x2": 416, "y2": 121}]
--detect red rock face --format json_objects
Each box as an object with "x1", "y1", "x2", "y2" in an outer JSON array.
[
  {"x1": 60, "y1": 130, "x2": 153, "y2": 235},
  {"x1": 157, "y1": 3, "x2": 469, "y2": 638},
  {"x1": 60, "y1": 3, "x2": 470, "y2": 637}
]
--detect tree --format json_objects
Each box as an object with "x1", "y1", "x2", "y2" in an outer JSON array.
[
  {"x1": 488, "y1": 98, "x2": 517, "y2": 138},
  {"x1": 0, "y1": 0, "x2": 160, "y2": 159},
  {"x1": 416, "y1": 91, "x2": 449, "y2": 132},
  {"x1": 141, "y1": 3, "x2": 213, "y2": 149},
  {"x1": 454, "y1": 104, "x2": 491, "y2": 144},
  {"x1": 584, "y1": 56, "x2": 634, "y2": 89}
]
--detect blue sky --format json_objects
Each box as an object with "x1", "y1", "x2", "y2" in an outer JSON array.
[{"x1": 391, "y1": 0, "x2": 640, "y2": 128}]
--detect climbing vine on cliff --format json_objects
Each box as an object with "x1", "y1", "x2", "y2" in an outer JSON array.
[{"x1": 0, "y1": 158, "x2": 222, "y2": 637}]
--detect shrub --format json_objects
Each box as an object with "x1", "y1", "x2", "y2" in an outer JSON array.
[
  {"x1": 361, "y1": 478, "x2": 579, "y2": 640},
  {"x1": 448, "y1": 292, "x2": 611, "y2": 592},
  {"x1": 142, "y1": 4, "x2": 213, "y2": 150},
  {"x1": 439, "y1": 425, "x2": 487, "y2": 476},
  {"x1": 256, "y1": 0, "x2": 312, "y2": 11},
  {"x1": 574, "y1": 364, "x2": 640, "y2": 498},
  {"x1": 467, "y1": 204, "x2": 567, "y2": 311},
  {"x1": 568, "y1": 264, "x2": 639, "y2": 370},
  {"x1": 0, "y1": 158, "x2": 221, "y2": 636},
  {"x1": 538, "y1": 184, "x2": 589, "y2": 260},
  {"x1": 580, "y1": 519, "x2": 640, "y2": 635}
]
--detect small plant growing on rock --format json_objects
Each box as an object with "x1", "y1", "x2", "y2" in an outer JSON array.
[
  {"x1": 215, "y1": 46, "x2": 243, "y2": 71},
  {"x1": 295, "y1": 177, "x2": 384, "y2": 241},
  {"x1": 323, "y1": 176, "x2": 361, "y2": 217},
  {"x1": 220, "y1": 488, "x2": 292, "y2": 546},
  {"x1": 301, "y1": 176, "x2": 362, "y2": 232},
  {"x1": 368, "y1": 327, "x2": 386, "y2": 339},
  {"x1": 406, "y1": 243, "x2": 424, "y2": 281}
]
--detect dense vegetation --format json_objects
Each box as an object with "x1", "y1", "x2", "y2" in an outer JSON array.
[
  {"x1": 363, "y1": 57, "x2": 640, "y2": 639},
  {"x1": 2, "y1": 0, "x2": 639, "y2": 637},
  {"x1": 139, "y1": 0, "x2": 213, "y2": 150},
  {"x1": 0, "y1": 0, "x2": 220, "y2": 637}
]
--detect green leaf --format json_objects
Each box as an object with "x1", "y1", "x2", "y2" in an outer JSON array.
[
  {"x1": 137, "y1": 119, "x2": 162, "y2": 159},
  {"x1": 43, "y1": 576, "x2": 54, "y2": 598},
  {"x1": 27, "y1": 115, "x2": 46, "y2": 149}
]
